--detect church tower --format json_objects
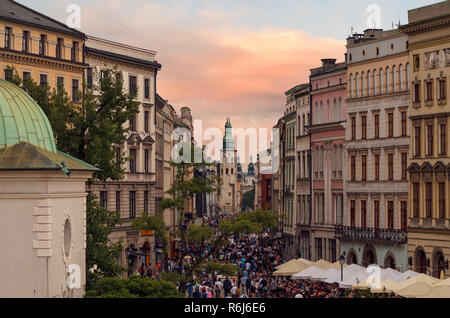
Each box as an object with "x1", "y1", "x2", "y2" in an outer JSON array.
[{"x1": 218, "y1": 118, "x2": 238, "y2": 215}]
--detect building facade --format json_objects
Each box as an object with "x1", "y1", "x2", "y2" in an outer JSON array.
[
  {"x1": 341, "y1": 29, "x2": 410, "y2": 271},
  {"x1": 401, "y1": 2, "x2": 450, "y2": 278},
  {"x1": 0, "y1": 79, "x2": 97, "y2": 298},
  {"x1": 84, "y1": 35, "x2": 162, "y2": 273},
  {"x1": 0, "y1": 0, "x2": 85, "y2": 101},
  {"x1": 309, "y1": 59, "x2": 346, "y2": 263},
  {"x1": 294, "y1": 84, "x2": 312, "y2": 260}
]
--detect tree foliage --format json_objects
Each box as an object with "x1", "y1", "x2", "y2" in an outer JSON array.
[
  {"x1": 241, "y1": 188, "x2": 255, "y2": 212},
  {"x1": 85, "y1": 275, "x2": 184, "y2": 298},
  {"x1": 86, "y1": 196, "x2": 125, "y2": 290}
]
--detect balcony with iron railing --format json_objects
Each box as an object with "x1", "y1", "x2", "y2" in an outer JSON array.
[{"x1": 335, "y1": 225, "x2": 407, "y2": 244}]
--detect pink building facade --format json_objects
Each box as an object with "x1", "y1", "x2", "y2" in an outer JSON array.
[{"x1": 309, "y1": 59, "x2": 347, "y2": 262}]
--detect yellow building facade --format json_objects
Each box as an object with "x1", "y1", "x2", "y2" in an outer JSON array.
[
  {"x1": 0, "y1": 1, "x2": 85, "y2": 100},
  {"x1": 401, "y1": 1, "x2": 450, "y2": 278}
]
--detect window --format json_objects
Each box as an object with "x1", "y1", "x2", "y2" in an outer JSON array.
[
  {"x1": 414, "y1": 83, "x2": 421, "y2": 103},
  {"x1": 351, "y1": 156, "x2": 356, "y2": 181},
  {"x1": 440, "y1": 124, "x2": 447, "y2": 155},
  {"x1": 144, "y1": 111, "x2": 149, "y2": 133},
  {"x1": 57, "y1": 76, "x2": 64, "y2": 94},
  {"x1": 315, "y1": 238, "x2": 323, "y2": 260},
  {"x1": 87, "y1": 67, "x2": 93, "y2": 89},
  {"x1": 71, "y1": 41, "x2": 79, "y2": 62},
  {"x1": 401, "y1": 111, "x2": 407, "y2": 137},
  {"x1": 388, "y1": 154, "x2": 394, "y2": 181},
  {"x1": 72, "y1": 79, "x2": 79, "y2": 102},
  {"x1": 4, "y1": 27, "x2": 12, "y2": 49},
  {"x1": 129, "y1": 149, "x2": 137, "y2": 173},
  {"x1": 413, "y1": 183, "x2": 420, "y2": 218},
  {"x1": 129, "y1": 75, "x2": 137, "y2": 96},
  {"x1": 56, "y1": 38, "x2": 64, "y2": 59},
  {"x1": 144, "y1": 149, "x2": 149, "y2": 173},
  {"x1": 100, "y1": 191, "x2": 108, "y2": 208},
  {"x1": 374, "y1": 201, "x2": 380, "y2": 229},
  {"x1": 22, "y1": 31, "x2": 30, "y2": 52},
  {"x1": 427, "y1": 125, "x2": 434, "y2": 156},
  {"x1": 351, "y1": 117, "x2": 356, "y2": 140},
  {"x1": 374, "y1": 114, "x2": 380, "y2": 139},
  {"x1": 439, "y1": 79, "x2": 447, "y2": 100},
  {"x1": 39, "y1": 74, "x2": 48, "y2": 87},
  {"x1": 22, "y1": 71, "x2": 31, "y2": 92},
  {"x1": 426, "y1": 81, "x2": 433, "y2": 102},
  {"x1": 39, "y1": 34, "x2": 46, "y2": 56},
  {"x1": 388, "y1": 112, "x2": 394, "y2": 137},
  {"x1": 401, "y1": 202, "x2": 407, "y2": 230},
  {"x1": 415, "y1": 126, "x2": 421, "y2": 157},
  {"x1": 129, "y1": 116, "x2": 136, "y2": 131},
  {"x1": 116, "y1": 147, "x2": 121, "y2": 168},
  {"x1": 361, "y1": 155, "x2": 367, "y2": 181},
  {"x1": 350, "y1": 200, "x2": 356, "y2": 227},
  {"x1": 401, "y1": 153, "x2": 407, "y2": 180},
  {"x1": 4, "y1": 68, "x2": 12, "y2": 82},
  {"x1": 144, "y1": 191, "x2": 149, "y2": 215},
  {"x1": 144, "y1": 78, "x2": 150, "y2": 99},
  {"x1": 387, "y1": 201, "x2": 394, "y2": 229},
  {"x1": 115, "y1": 191, "x2": 121, "y2": 212},
  {"x1": 129, "y1": 191, "x2": 136, "y2": 219},
  {"x1": 374, "y1": 154, "x2": 380, "y2": 181},
  {"x1": 361, "y1": 201, "x2": 367, "y2": 228},
  {"x1": 439, "y1": 183, "x2": 445, "y2": 219},
  {"x1": 361, "y1": 115, "x2": 367, "y2": 140},
  {"x1": 414, "y1": 55, "x2": 420, "y2": 72},
  {"x1": 426, "y1": 183, "x2": 432, "y2": 218}
]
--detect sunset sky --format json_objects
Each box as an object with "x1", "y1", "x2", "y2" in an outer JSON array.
[{"x1": 19, "y1": 0, "x2": 438, "y2": 164}]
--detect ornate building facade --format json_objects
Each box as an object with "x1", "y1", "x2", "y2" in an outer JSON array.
[
  {"x1": 294, "y1": 84, "x2": 311, "y2": 260},
  {"x1": 341, "y1": 28, "x2": 410, "y2": 271},
  {"x1": 0, "y1": 0, "x2": 85, "y2": 100},
  {"x1": 84, "y1": 35, "x2": 162, "y2": 273},
  {"x1": 309, "y1": 59, "x2": 346, "y2": 263},
  {"x1": 401, "y1": 1, "x2": 450, "y2": 278}
]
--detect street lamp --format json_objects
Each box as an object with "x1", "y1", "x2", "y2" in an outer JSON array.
[{"x1": 339, "y1": 254, "x2": 345, "y2": 282}]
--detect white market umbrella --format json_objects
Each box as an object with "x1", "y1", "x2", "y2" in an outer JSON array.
[{"x1": 291, "y1": 266, "x2": 325, "y2": 280}]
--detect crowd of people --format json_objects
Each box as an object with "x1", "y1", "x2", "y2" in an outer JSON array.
[{"x1": 134, "y1": 215, "x2": 348, "y2": 298}]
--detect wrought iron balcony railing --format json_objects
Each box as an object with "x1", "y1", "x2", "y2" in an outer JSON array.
[{"x1": 335, "y1": 225, "x2": 407, "y2": 244}]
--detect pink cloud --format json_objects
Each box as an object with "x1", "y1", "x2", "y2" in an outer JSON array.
[{"x1": 78, "y1": 2, "x2": 346, "y2": 162}]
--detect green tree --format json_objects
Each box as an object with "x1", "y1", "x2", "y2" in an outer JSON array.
[
  {"x1": 85, "y1": 275, "x2": 184, "y2": 298},
  {"x1": 241, "y1": 188, "x2": 255, "y2": 211},
  {"x1": 4, "y1": 65, "x2": 140, "y2": 290},
  {"x1": 86, "y1": 196, "x2": 124, "y2": 290}
]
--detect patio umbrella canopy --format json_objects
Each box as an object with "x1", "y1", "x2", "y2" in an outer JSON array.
[
  {"x1": 398, "y1": 281, "x2": 435, "y2": 298},
  {"x1": 370, "y1": 279, "x2": 402, "y2": 294},
  {"x1": 392, "y1": 273, "x2": 440, "y2": 293},
  {"x1": 338, "y1": 264, "x2": 368, "y2": 289},
  {"x1": 421, "y1": 285, "x2": 450, "y2": 298},
  {"x1": 313, "y1": 260, "x2": 334, "y2": 270},
  {"x1": 433, "y1": 277, "x2": 450, "y2": 287},
  {"x1": 273, "y1": 260, "x2": 311, "y2": 276},
  {"x1": 291, "y1": 266, "x2": 325, "y2": 280}
]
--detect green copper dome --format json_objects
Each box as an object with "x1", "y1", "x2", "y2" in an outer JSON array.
[{"x1": 0, "y1": 79, "x2": 56, "y2": 153}]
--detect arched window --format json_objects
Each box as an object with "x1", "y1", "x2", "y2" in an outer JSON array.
[
  {"x1": 333, "y1": 98, "x2": 338, "y2": 122},
  {"x1": 332, "y1": 145, "x2": 337, "y2": 176},
  {"x1": 398, "y1": 64, "x2": 403, "y2": 92},
  {"x1": 373, "y1": 69, "x2": 378, "y2": 95},
  {"x1": 361, "y1": 71, "x2": 365, "y2": 96},
  {"x1": 355, "y1": 73, "x2": 359, "y2": 97},
  {"x1": 392, "y1": 65, "x2": 397, "y2": 92},
  {"x1": 314, "y1": 102, "x2": 318, "y2": 124},
  {"x1": 327, "y1": 99, "x2": 330, "y2": 123},
  {"x1": 338, "y1": 144, "x2": 343, "y2": 175},
  {"x1": 320, "y1": 101, "x2": 323, "y2": 124},
  {"x1": 406, "y1": 63, "x2": 410, "y2": 90},
  {"x1": 379, "y1": 68, "x2": 384, "y2": 94},
  {"x1": 349, "y1": 74, "x2": 353, "y2": 98},
  {"x1": 386, "y1": 66, "x2": 391, "y2": 93},
  {"x1": 338, "y1": 98, "x2": 343, "y2": 121},
  {"x1": 367, "y1": 70, "x2": 372, "y2": 96}
]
